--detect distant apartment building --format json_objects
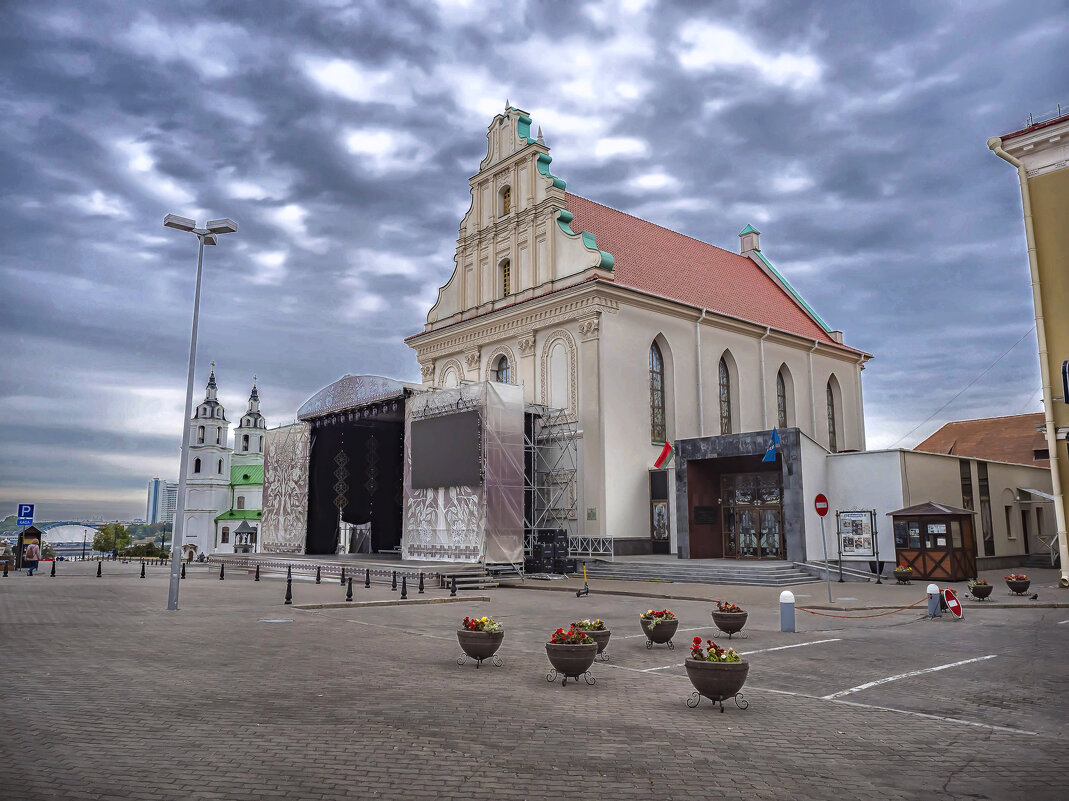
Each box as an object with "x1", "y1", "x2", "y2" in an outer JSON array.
[{"x1": 146, "y1": 477, "x2": 178, "y2": 524}]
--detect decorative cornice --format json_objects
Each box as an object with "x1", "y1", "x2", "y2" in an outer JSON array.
[{"x1": 411, "y1": 288, "x2": 618, "y2": 360}]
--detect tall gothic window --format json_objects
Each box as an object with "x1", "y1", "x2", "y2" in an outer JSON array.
[
  {"x1": 197, "y1": 425, "x2": 205, "y2": 444},
  {"x1": 193, "y1": 458, "x2": 201, "y2": 474},
  {"x1": 719, "y1": 357, "x2": 732, "y2": 435},
  {"x1": 501, "y1": 185, "x2": 511, "y2": 216},
  {"x1": 649, "y1": 342, "x2": 666, "y2": 443},
  {"x1": 494, "y1": 355, "x2": 511, "y2": 384},
  {"x1": 501, "y1": 259, "x2": 511, "y2": 297},
  {"x1": 216, "y1": 428, "x2": 221, "y2": 444},
  {"x1": 242, "y1": 434, "x2": 249, "y2": 452},
  {"x1": 776, "y1": 371, "x2": 788, "y2": 429},
  {"x1": 826, "y1": 381, "x2": 838, "y2": 453},
  {"x1": 217, "y1": 458, "x2": 223, "y2": 474}
]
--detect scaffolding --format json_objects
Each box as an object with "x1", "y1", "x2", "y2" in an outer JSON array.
[{"x1": 523, "y1": 404, "x2": 579, "y2": 554}]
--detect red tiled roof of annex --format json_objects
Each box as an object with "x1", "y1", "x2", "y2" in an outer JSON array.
[
  {"x1": 566, "y1": 194, "x2": 841, "y2": 346},
  {"x1": 914, "y1": 413, "x2": 1050, "y2": 468}
]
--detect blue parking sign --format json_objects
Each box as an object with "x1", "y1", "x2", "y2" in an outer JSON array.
[{"x1": 17, "y1": 503, "x2": 34, "y2": 526}]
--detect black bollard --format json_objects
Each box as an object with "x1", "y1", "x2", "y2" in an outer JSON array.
[
  {"x1": 3, "y1": 561, "x2": 8, "y2": 577},
  {"x1": 287, "y1": 565, "x2": 292, "y2": 581},
  {"x1": 140, "y1": 562, "x2": 146, "y2": 579},
  {"x1": 365, "y1": 568, "x2": 370, "y2": 589},
  {"x1": 392, "y1": 570, "x2": 397, "y2": 591},
  {"x1": 340, "y1": 566, "x2": 346, "y2": 585},
  {"x1": 316, "y1": 565, "x2": 321, "y2": 584},
  {"x1": 97, "y1": 561, "x2": 102, "y2": 578},
  {"x1": 285, "y1": 576, "x2": 292, "y2": 605},
  {"x1": 346, "y1": 577, "x2": 353, "y2": 602},
  {"x1": 51, "y1": 560, "x2": 57, "y2": 578},
  {"x1": 219, "y1": 563, "x2": 225, "y2": 581},
  {"x1": 181, "y1": 562, "x2": 185, "y2": 579},
  {"x1": 401, "y1": 576, "x2": 408, "y2": 600},
  {"x1": 449, "y1": 576, "x2": 457, "y2": 597},
  {"x1": 418, "y1": 572, "x2": 424, "y2": 594},
  {"x1": 255, "y1": 564, "x2": 260, "y2": 581}
]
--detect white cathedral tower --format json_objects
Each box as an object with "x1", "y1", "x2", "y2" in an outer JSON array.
[
  {"x1": 180, "y1": 367, "x2": 268, "y2": 557},
  {"x1": 181, "y1": 363, "x2": 232, "y2": 557}
]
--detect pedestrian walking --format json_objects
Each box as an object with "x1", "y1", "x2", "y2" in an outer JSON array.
[{"x1": 24, "y1": 541, "x2": 42, "y2": 576}]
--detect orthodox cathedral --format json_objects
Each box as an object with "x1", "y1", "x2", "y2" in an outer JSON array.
[{"x1": 180, "y1": 365, "x2": 267, "y2": 557}]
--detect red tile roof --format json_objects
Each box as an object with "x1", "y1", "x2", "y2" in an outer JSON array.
[
  {"x1": 566, "y1": 194, "x2": 839, "y2": 345},
  {"x1": 914, "y1": 413, "x2": 1050, "y2": 467}
]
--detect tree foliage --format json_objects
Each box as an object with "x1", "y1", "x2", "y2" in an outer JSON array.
[{"x1": 92, "y1": 523, "x2": 131, "y2": 553}]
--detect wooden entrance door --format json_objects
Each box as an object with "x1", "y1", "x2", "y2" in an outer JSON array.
[{"x1": 687, "y1": 461, "x2": 722, "y2": 558}]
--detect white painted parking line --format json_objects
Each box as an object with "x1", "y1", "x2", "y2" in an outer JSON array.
[
  {"x1": 1057, "y1": 619, "x2": 1069, "y2": 625},
  {"x1": 739, "y1": 638, "x2": 841, "y2": 656},
  {"x1": 822, "y1": 655, "x2": 998, "y2": 700},
  {"x1": 640, "y1": 638, "x2": 841, "y2": 672},
  {"x1": 829, "y1": 698, "x2": 1036, "y2": 736}
]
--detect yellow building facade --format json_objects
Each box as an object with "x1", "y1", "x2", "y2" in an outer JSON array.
[{"x1": 989, "y1": 110, "x2": 1069, "y2": 586}]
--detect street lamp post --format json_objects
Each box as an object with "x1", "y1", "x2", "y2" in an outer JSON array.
[
  {"x1": 81, "y1": 529, "x2": 87, "y2": 561},
  {"x1": 163, "y1": 214, "x2": 238, "y2": 611}
]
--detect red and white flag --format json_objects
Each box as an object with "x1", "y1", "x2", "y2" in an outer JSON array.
[{"x1": 653, "y1": 441, "x2": 675, "y2": 469}]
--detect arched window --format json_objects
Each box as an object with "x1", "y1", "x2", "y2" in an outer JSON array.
[
  {"x1": 776, "y1": 371, "x2": 788, "y2": 429},
  {"x1": 258, "y1": 435, "x2": 263, "y2": 452},
  {"x1": 500, "y1": 185, "x2": 511, "y2": 216},
  {"x1": 242, "y1": 434, "x2": 249, "y2": 452},
  {"x1": 501, "y1": 259, "x2": 511, "y2": 297},
  {"x1": 237, "y1": 496, "x2": 245, "y2": 510},
  {"x1": 649, "y1": 342, "x2": 666, "y2": 443},
  {"x1": 827, "y1": 380, "x2": 838, "y2": 453},
  {"x1": 216, "y1": 428, "x2": 221, "y2": 445},
  {"x1": 719, "y1": 357, "x2": 732, "y2": 435},
  {"x1": 197, "y1": 425, "x2": 205, "y2": 444},
  {"x1": 193, "y1": 458, "x2": 201, "y2": 474},
  {"x1": 494, "y1": 355, "x2": 511, "y2": 384},
  {"x1": 217, "y1": 458, "x2": 223, "y2": 474}
]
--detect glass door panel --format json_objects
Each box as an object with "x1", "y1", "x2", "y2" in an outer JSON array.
[
  {"x1": 737, "y1": 509, "x2": 759, "y2": 557},
  {"x1": 759, "y1": 509, "x2": 782, "y2": 558}
]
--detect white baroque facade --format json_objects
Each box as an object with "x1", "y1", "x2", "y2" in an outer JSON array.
[{"x1": 407, "y1": 105, "x2": 870, "y2": 553}]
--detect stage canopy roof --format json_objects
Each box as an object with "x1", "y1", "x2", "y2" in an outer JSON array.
[{"x1": 297, "y1": 375, "x2": 417, "y2": 421}]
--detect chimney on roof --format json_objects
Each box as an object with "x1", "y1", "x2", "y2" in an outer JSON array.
[
  {"x1": 829, "y1": 330, "x2": 844, "y2": 344},
  {"x1": 738, "y1": 224, "x2": 760, "y2": 254}
]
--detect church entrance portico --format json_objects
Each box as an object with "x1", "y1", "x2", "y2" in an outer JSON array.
[{"x1": 674, "y1": 429, "x2": 805, "y2": 561}]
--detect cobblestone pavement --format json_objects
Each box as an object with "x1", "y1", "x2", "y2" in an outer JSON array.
[{"x1": 1, "y1": 561, "x2": 1065, "y2": 800}]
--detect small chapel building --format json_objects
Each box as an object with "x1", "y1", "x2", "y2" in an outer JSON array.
[
  {"x1": 180, "y1": 367, "x2": 267, "y2": 557},
  {"x1": 404, "y1": 105, "x2": 869, "y2": 558}
]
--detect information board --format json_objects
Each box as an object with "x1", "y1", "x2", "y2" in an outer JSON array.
[{"x1": 836, "y1": 510, "x2": 876, "y2": 559}]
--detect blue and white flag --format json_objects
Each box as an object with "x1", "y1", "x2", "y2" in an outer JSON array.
[{"x1": 761, "y1": 428, "x2": 781, "y2": 463}]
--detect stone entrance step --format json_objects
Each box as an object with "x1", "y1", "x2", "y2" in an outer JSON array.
[{"x1": 582, "y1": 559, "x2": 820, "y2": 587}]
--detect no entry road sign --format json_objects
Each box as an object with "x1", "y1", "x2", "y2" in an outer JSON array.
[
  {"x1": 814, "y1": 494, "x2": 829, "y2": 517},
  {"x1": 943, "y1": 588, "x2": 963, "y2": 619}
]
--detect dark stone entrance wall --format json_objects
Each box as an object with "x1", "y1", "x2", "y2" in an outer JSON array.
[{"x1": 674, "y1": 428, "x2": 805, "y2": 561}]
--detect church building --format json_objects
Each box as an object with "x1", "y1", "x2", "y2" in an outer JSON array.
[
  {"x1": 404, "y1": 104, "x2": 868, "y2": 558},
  {"x1": 180, "y1": 366, "x2": 267, "y2": 557}
]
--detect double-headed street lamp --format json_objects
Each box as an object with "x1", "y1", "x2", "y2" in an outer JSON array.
[{"x1": 163, "y1": 214, "x2": 238, "y2": 611}]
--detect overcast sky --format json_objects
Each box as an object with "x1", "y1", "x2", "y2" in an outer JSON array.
[{"x1": 1, "y1": 0, "x2": 1065, "y2": 521}]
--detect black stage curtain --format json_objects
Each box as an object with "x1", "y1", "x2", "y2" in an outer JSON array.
[{"x1": 306, "y1": 419, "x2": 404, "y2": 555}]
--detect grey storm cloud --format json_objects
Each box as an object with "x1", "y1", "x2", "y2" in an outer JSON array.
[{"x1": 0, "y1": 0, "x2": 1065, "y2": 520}]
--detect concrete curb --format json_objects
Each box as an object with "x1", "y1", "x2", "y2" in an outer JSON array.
[
  {"x1": 500, "y1": 582, "x2": 1069, "y2": 610},
  {"x1": 293, "y1": 595, "x2": 490, "y2": 610}
]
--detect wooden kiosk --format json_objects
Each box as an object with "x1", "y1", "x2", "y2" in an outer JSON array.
[{"x1": 888, "y1": 502, "x2": 977, "y2": 581}]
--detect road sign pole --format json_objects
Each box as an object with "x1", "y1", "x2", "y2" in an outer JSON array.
[{"x1": 820, "y1": 516, "x2": 833, "y2": 604}]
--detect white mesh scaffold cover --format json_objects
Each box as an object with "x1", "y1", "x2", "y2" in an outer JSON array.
[
  {"x1": 400, "y1": 382, "x2": 524, "y2": 563},
  {"x1": 483, "y1": 382, "x2": 525, "y2": 564},
  {"x1": 261, "y1": 422, "x2": 310, "y2": 553}
]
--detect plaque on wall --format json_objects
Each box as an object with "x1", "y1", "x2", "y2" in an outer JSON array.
[{"x1": 694, "y1": 506, "x2": 717, "y2": 525}]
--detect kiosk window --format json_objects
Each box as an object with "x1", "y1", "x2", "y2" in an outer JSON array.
[
  {"x1": 926, "y1": 522, "x2": 947, "y2": 550},
  {"x1": 894, "y1": 521, "x2": 908, "y2": 548},
  {"x1": 908, "y1": 522, "x2": 921, "y2": 549},
  {"x1": 951, "y1": 520, "x2": 962, "y2": 548}
]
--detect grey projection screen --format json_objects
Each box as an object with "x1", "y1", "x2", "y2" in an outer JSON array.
[{"x1": 410, "y1": 410, "x2": 483, "y2": 489}]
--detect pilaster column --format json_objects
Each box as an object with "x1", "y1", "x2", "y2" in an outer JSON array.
[
  {"x1": 577, "y1": 314, "x2": 605, "y2": 538},
  {"x1": 516, "y1": 330, "x2": 537, "y2": 403},
  {"x1": 463, "y1": 347, "x2": 481, "y2": 381}
]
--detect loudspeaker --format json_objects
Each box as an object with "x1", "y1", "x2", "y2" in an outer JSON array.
[{"x1": 537, "y1": 530, "x2": 556, "y2": 545}]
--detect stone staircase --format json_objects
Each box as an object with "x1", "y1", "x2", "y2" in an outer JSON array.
[
  {"x1": 581, "y1": 559, "x2": 821, "y2": 587},
  {"x1": 1023, "y1": 552, "x2": 1060, "y2": 570}
]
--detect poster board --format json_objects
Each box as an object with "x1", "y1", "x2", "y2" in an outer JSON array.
[{"x1": 836, "y1": 510, "x2": 877, "y2": 560}]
